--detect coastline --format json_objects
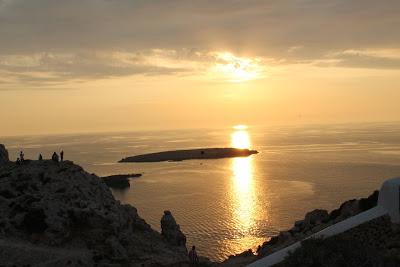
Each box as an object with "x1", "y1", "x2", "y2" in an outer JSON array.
[{"x1": 222, "y1": 186, "x2": 400, "y2": 267}]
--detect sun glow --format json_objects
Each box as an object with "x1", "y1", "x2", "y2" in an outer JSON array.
[
  {"x1": 233, "y1": 124, "x2": 248, "y2": 130},
  {"x1": 213, "y1": 52, "x2": 264, "y2": 82}
]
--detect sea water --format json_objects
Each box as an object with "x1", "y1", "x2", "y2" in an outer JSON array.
[{"x1": 2, "y1": 122, "x2": 400, "y2": 261}]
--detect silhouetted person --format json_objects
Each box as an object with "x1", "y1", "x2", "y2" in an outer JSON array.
[
  {"x1": 38, "y1": 154, "x2": 43, "y2": 161},
  {"x1": 188, "y1": 245, "x2": 199, "y2": 266},
  {"x1": 60, "y1": 150, "x2": 64, "y2": 161},
  {"x1": 19, "y1": 151, "x2": 24, "y2": 162},
  {"x1": 52, "y1": 152, "x2": 59, "y2": 162}
]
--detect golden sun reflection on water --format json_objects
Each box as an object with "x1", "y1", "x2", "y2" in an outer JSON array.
[
  {"x1": 228, "y1": 128, "x2": 264, "y2": 253},
  {"x1": 232, "y1": 156, "x2": 254, "y2": 230}
]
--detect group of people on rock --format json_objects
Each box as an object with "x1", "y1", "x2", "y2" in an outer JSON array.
[
  {"x1": 16, "y1": 150, "x2": 64, "y2": 164},
  {"x1": 51, "y1": 150, "x2": 64, "y2": 162},
  {"x1": 15, "y1": 151, "x2": 25, "y2": 164}
]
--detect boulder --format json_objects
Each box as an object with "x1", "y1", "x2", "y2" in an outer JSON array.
[
  {"x1": 294, "y1": 220, "x2": 304, "y2": 227},
  {"x1": 359, "y1": 190, "x2": 379, "y2": 211},
  {"x1": 340, "y1": 200, "x2": 360, "y2": 218},
  {"x1": 290, "y1": 220, "x2": 305, "y2": 233},
  {"x1": 0, "y1": 144, "x2": 9, "y2": 165},
  {"x1": 330, "y1": 199, "x2": 360, "y2": 223},
  {"x1": 304, "y1": 209, "x2": 329, "y2": 228},
  {"x1": 161, "y1": 210, "x2": 187, "y2": 247}
]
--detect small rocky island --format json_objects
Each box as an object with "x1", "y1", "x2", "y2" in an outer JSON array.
[
  {"x1": 119, "y1": 148, "x2": 259, "y2": 163},
  {"x1": 102, "y1": 173, "x2": 142, "y2": 189}
]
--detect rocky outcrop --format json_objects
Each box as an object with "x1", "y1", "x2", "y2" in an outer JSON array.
[
  {"x1": 161, "y1": 210, "x2": 187, "y2": 247},
  {"x1": 0, "y1": 144, "x2": 9, "y2": 165},
  {"x1": 221, "y1": 250, "x2": 255, "y2": 267},
  {"x1": 328, "y1": 190, "x2": 379, "y2": 223},
  {"x1": 0, "y1": 147, "x2": 189, "y2": 266},
  {"x1": 256, "y1": 190, "x2": 380, "y2": 258},
  {"x1": 223, "y1": 190, "x2": 381, "y2": 266},
  {"x1": 304, "y1": 209, "x2": 329, "y2": 227},
  {"x1": 275, "y1": 215, "x2": 400, "y2": 267},
  {"x1": 102, "y1": 173, "x2": 142, "y2": 189}
]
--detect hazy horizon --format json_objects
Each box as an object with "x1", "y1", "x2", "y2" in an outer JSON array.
[
  {"x1": 2, "y1": 120, "x2": 400, "y2": 138},
  {"x1": 1, "y1": 0, "x2": 400, "y2": 136}
]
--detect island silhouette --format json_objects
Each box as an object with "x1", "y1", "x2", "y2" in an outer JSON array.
[{"x1": 119, "y1": 147, "x2": 259, "y2": 162}]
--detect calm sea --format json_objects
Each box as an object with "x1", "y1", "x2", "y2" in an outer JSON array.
[{"x1": 2, "y1": 122, "x2": 400, "y2": 261}]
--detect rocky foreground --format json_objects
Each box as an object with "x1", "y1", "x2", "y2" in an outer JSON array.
[
  {"x1": 0, "y1": 144, "x2": 193, "y2": 266},
  {"x1": 222, "y1": 187, "x2": 400, "y2": 267}
]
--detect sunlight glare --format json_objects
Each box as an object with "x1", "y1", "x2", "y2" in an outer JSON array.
[
  {"x1": 213, "y1": 52, "x2": 264, "y2": 82},
  {"x1": 233, "y1": 124, "x2": 248, "y2": 130},
  {"x1": 231, "y1": 130, "x2": 250, "y2": 149}
]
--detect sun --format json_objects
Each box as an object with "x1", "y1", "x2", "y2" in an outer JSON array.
[
  {"x1": 213, "y1": 52, "x2": 264, "y2": 82},
  {"x1": 231, "y1": 128, "x2": 250, "y2": 149}
]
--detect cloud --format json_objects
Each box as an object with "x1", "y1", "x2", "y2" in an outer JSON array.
[
  {"x1": 334, "y1": 53, "x2": 400, "y2": 70},
  {"x1": 0, "y1": 0, "x2": 400, "y2": 87},
  {"x1": 0, "y1": 49, "x2": 268, "y2": 88},
  {"x1": 1, "y1": 0, "x2": 399, "y2": 54},
  {"x1": 0, "y1": 50, "x2": 193, "y2": 86},
  {"x1": 310, "y1": 49, "x2": 400, "y2": 69}
]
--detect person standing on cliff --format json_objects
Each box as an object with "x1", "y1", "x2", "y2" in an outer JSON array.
[
  {"x1": 19, "y1": 151, "x2": 24, "y2": 162},
  {"x1": 188, "y1": 245, "x2": 199, "y2": 266},
  {"x1": 52, "y1": 152, "x2": 59, "y2": 162},
  {"x1": 60, "y1": 150, "x2": 64, "y2": 161}
]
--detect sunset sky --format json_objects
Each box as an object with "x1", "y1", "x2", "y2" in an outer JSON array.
[{"x1": 1, "y1": 0, "x2": 400, "y2": 136}]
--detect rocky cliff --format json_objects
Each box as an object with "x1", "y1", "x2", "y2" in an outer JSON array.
[
  {"x1": 0, "y1": 145, "x2": 189, "y2": 266},
  {"x1": 221, "y1": 190, "x2": 382, "y2": 267}
]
